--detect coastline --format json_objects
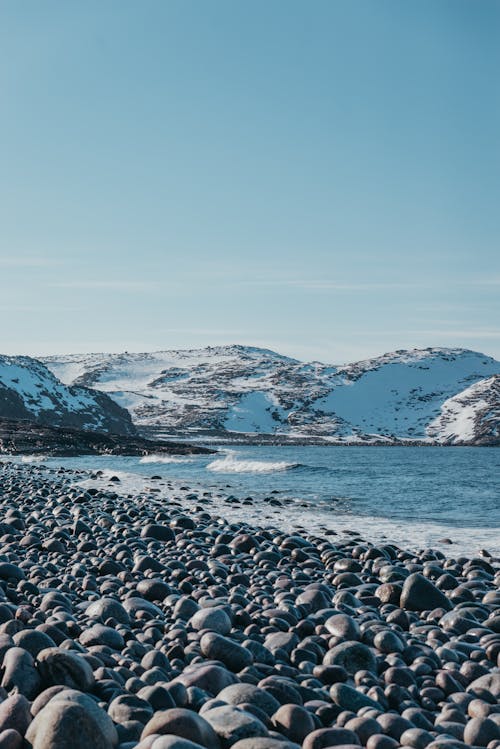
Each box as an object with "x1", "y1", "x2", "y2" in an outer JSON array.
[
  {"x1": 0, "y1": 459, "x2": 498, "y2": 748},
  {"x1": 139, "y1": 427, "x2": 500, "y2": 448}
]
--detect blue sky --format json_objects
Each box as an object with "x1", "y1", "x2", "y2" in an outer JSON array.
[{"x1": 1, "y1": 0, "x2": 499, "y2": 363}]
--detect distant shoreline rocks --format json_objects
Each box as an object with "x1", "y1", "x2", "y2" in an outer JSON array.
[{"x1": 0, "y1": 418, "x2": 214, "y2": 457}]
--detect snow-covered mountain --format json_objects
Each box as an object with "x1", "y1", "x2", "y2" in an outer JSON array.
[
  {"x1": 42, "y1": 345, "x2": 500, "y2": 444},
  {"x1": 0, "y1": 355, "x2": 135, "y2": 435},
  {"x1": 427, "y1": 374, "x2": 500, "y2": 445}
]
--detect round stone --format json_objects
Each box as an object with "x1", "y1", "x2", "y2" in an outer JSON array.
[
  {"x1": 200, "y1": 633, "x2": 252, "y2": 672},
  {"x1": 25, "y1": 689, "x2": 118, "y2": 749},
  {"x1": 36, "y1": 648, "x2": 95, "y2": 691},
  {"x1": 202, "y1": 706, "x2": 268, "y2": 749},
  {"x1": 86, "y1": 598, "x2": 130, "y2": 626},
  {"x1": 324, "y1": 641, "x2": 377, "y2": 675},
  {"x1": 189, "y1": 608, "x2": 231, "y2": 635},
  {"x1": 141, "y1": 708, "x2": 220, "y2": 748}
]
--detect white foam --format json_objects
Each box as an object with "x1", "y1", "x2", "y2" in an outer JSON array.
[
  {"x1": 139, "y1": 455, "x2": 195, "y2": 464},
  {"x1": 207, "y1": 454, "x2": 296, "y2": 474},
  {"x1": 21, "y1": 455, "x2": 48, "y2": 463}
]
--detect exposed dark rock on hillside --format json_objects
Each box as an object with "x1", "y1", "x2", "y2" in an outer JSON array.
[{"x1": 0, "y1": 354, "x2": 135, "y2": 436}]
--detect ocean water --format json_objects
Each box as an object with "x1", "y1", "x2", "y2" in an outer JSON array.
[{"x1": 11, "y1": 446, "x2": 500, "y2": 557}]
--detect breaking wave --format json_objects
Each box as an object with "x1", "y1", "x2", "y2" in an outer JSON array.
[
  {"x1": 139, "y1": 455, "x2": 195, "y2": 464},
  {"x1": 207, "y1": 454, "x2": 298, "y2": 474}
]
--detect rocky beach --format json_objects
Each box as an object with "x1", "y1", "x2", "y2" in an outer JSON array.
[{"x1": 0, "y1": 460, "x2": 497, "y2": 749}]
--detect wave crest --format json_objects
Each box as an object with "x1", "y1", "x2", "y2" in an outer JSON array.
[
  {"x1": 139, "y1": 455, "x2": 195, "y2": 464},
  {"x1": 207, "y1": 455, "x2": 297, "y2": 474}
]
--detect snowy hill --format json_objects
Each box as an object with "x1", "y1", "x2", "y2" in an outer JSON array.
[
  {"x1": 42, "y1": 345, "x2": 500, "y2": 444},
  {"x1": 0, "y1": 355, "x2": 135, "y2": 435},
  {"x1": 428, "y1": 374, "x2": 500, "y2": 445}
]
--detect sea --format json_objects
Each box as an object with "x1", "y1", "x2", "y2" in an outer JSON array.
[{"x1": 11, "y1": 445, "x2": 500, "y2": 558}]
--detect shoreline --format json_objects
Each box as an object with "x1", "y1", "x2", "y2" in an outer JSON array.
[
  {"x1": 76, "y1": 462, "x2": 500, "y2": 560},
  {"x1": 0, "y1": 460, "x2": 498, "y2": 749},
  {"x1": 139, "y1": 428, "x2": 500, "y2": 448}
]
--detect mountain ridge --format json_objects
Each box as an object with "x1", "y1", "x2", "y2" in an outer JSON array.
[
  {"x1": 0, "y1": 354, "x2": 135, "y2": 436},
  {"x1": 42, "y1": 345, "x2": 500, "y2": 445}
]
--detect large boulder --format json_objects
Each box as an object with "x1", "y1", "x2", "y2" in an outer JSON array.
[
  {"x1": 400, "y1": 573, "x2": 452, "y2": 612},
  {"x1": 202, "y1": 706, "x2": 268, "y2": 749},
  {"x1": 1, "y1": 647, "x2": 41, "y2": 698},
  {"x1": 141, "y1": 708, "x2": 220, "y2": 748},
  {"x1": 36, "y1": 648, "x2": 95, "y2": 692},
  {"x1": 85, "y1": 597, "x2": 130, "y2": 626},
  {"x1": 323, "y1": 641, "x2": 377, "y2": 675},
  {"x1": 200, "y1": 633, "x2": 252, "y2": 672},
  {"x1": 0, "y1": 695, "x2": 32, "y2": 735},
  {"x1": 25, "y1": 689, "x2": 118, "y2": 749}
]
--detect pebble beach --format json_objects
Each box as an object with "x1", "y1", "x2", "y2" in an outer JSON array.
[{"x1": 0, "y1": 460, "x2": 498, "y2": 749}]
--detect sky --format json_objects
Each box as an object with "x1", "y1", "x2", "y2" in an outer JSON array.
[{"x1": 0, "y1": 0, "x2": 499, "y2": 364}]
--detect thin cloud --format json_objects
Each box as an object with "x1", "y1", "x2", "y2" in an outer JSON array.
[
  {"x1": 411, "y1": 329, "x2": 500, "y2": 340},
  {"x1": 237, "y1": 278, "x2": 424, "y2": 291},
  {"x1": 48, "y1": 280, "x2": 162, "y2": 291},
  {"x1": 0, "y1": 257, "x2": 58, "y2": 268},
  {"x1": 236, "y1": 276, "x2": 500, "y2": 292},
  {"x1": 0, "y1": 304, "x2": 84, "y2": 312}
]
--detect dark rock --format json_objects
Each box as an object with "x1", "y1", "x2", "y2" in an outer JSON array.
[
  {"x1": 302, "y1": 727, "x2": 361, "y2": 749},
  {"x1": 25, "y1": 689, "x2": 118, "y2": 748},
  {"x1": 141, "y1": 708, "x2": 220, "y2": 748},
  {"x1": 190, "y1": 608, "x2": 232, "y2": 635},
  {"x1": 400, "y1": 573, "x2": 452, "y2": 612},
  {"x1": 36, "y1": 648, "x2": 95, "y2": 691},
  {"x1": 0, "y1": 695, "x2": 32, "y2": 736},
  {"x1": 463, "y1": 716, "x2": 500, "y2": 746},
  {"x1": 1, "y1": 647, "x2": 41, "y2": 698},
  {"x1": 202, "y1": 705, "x2": 268, "y2": 749},
  {"x1": 217, "y1": 684, "x2": 280, "y2": 717},
  {"x1": 200, "y1": 632, "x2": 252, "y2": 672},
  {"x1": 141, "y1": 525, "x2": 175, "y2": 542},
  {"x1": 324, "y1": 641, "x2": 377, "y2": 674}
]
